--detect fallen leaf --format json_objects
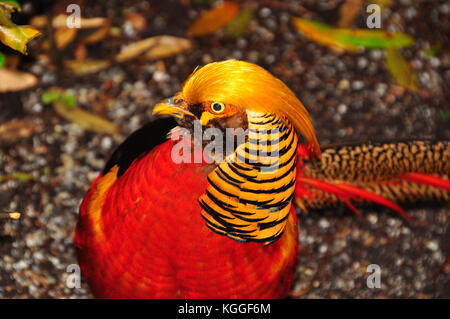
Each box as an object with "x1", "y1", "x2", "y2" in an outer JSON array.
[
  {"x1": 41, "y1": 27, "x2": 77, "y2": 50},
  {"x1": 82, "y1": 18, "x2": 112, "y2": 44},
  {"x1": 0, "y1": 5, "x2": 41, "y2": 54},
  {"x1": 337, "y1": 0, "x2": 363, "y2": 28},
  {"x1": 0, "y1": 118, "x2": 40, "y2": 146},
  {"x1": 41, "y1": 89, "x2": 61, "y2": 104},
  {"x1": 64, "y1": 59, "x2": 110, "y2": 75},
  {"x1": 55, "y1": 27, "x2": 77, "y2": 49},
  {"x1": 187, "y1": 1, "x2": 240, "y2": 37},
  {"x1": 53, "y1": 100, "x2": 118, "y2": 135},
  {"x1": 385, "y1": 48, "x2": 419, "y2": 92},
  {"x1": 60, "y1": 92, "x2": 76, "y2": 108},
  {"x1": 225, "y1": 7, "x2": 253, "y2": 37},
  {"x1": 42, "y1": 89, "x2": 76, "y2": 108},
  {"x1": 115, "y1": 35, "x2": 192, "y2": 63},
  {"x1": 0, "y1": 68, "x2": 38, "y2": 92},
  {"x1": 144, "y1": 36, "x2": 192, "y2": 60},
  {"x1": 292, "y1": 17, "x2": 414, "y2": 52},
  {"x1": 0, "y1": 172, "x2": 35, "y2": 182},
  {"x1": 30, "y1": 14, "x2": 107, "y2": 29},
  {"x1": 124, "y1": 12, "x2": 147, "y2": 31}
]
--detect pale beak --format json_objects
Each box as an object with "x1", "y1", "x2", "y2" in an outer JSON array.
[{"x1": 152, "y1": 97, "x2": 194, "y2": 119}]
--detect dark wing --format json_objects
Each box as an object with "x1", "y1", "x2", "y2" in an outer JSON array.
[{"x1": 103, "y1": 117, "x2": 178, "y2": 177}]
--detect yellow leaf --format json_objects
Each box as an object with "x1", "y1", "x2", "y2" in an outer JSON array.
[
  {"x1": 115, "y1": 36, "x2": 192, "y2": 62},
  {"x1": 53, "y1": 101, "x2": 118, "y2": 135},
  {"x1": 187, "y1": 1, "x2": 240, "y2": 37},
  {"x1": 385, "y1": 48, "x2": 419, "y2": 92},
  {"x1": 0, "y1": 9, "x2": 41, "y2": 54},
  {"x1": 64, "y1": 59, "x2": 110, "y2": 75},
  {"x1": 42, "y1": 27, "x2": 77, "y2": 50}
]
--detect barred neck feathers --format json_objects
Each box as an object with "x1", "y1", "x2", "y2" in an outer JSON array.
[{"x1": 199, "y1": 110, "x2": 298, "y2": 244}]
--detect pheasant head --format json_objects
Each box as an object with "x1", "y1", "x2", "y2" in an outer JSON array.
[{"x1": 153, "y1": 59, "x2": 320, "y2": 157}]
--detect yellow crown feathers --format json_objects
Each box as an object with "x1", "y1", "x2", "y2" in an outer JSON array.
[{"x1": 182, "y1": 60, "x2": 321, "y2": 157}]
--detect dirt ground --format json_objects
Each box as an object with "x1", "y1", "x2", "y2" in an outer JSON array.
[{"x1": 0, "y1": 0, "x2": 448, "y2": 298}]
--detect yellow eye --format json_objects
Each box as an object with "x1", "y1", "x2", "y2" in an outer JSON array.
[{"x1": 210, "y1": 102, "x2": 225, "y2": 113}]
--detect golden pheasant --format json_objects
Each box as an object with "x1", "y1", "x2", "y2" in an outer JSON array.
[{"x1": 75, "y1": 60, "x2": 450, "y2": 298}]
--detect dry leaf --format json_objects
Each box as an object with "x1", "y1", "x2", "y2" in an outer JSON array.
[
  {"x1": 337, "y1": 0, "x2": 363, "y2": 28},
  {"x1": 30, "y1": 14, "x2": 106, "y2": 29},
  {"x1": 144, "y1": 36, "x2": 192, "y2": 60},
  {"x1": 54, "y1": 27, "x2": 77, "y2": 49},
  {"x1": 82, "y1": 18, "x2": 112, "y2": 44},
  {"x1": 115, "y1": 35, "x2": 192, "y2": 63},
  {"x1": 64, "y1": 59, "x2": 110, "y2": 75},
  {"x1": 124, "y1": 12, "x2": 147, "y2": 31},
  {"x1": 74, "y1": 43, "x2": 88, "y2": 61},
  {"x1": 53, "y1": 100, "x2": 118, "y2": 135},
  {"x1": 0, "y1": 68, "x2": 38, "y2": 92},
  {"x1": 385, "y1": 48, "x2": 419, "y2": 92},
  {"x1": 42, "y1": 27, "x2": 77, "y2": 50},
  {"x1": 0, "y1": 118, "x2": 40, "y2": 146},
  {"x1": 187, "y1": 1, "x2": 240, "y2": 37}
]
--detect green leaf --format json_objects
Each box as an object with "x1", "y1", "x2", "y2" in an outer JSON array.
[
  {"x1": 0, "y1": 0, "x2": 21, "y2": 14},
  {"x1": 44, "y1": 166, "x2": 51, "y2": 177},
  {"x1": 225, "y1": 7, "x2": 253, "y2": 37},
  {"x1": 41, "y1": 90, "x2": 61, "y2": 105},
  {"x1": 425, "y1": 43, "x2": 441, "y2": 57},
  {"x1": 385, "y1": 48, "x2": 419, "y2": 92},
  {"x1": 0, "y1": 172, "x2": 35, "y2": 182},
  {"x1": 333, "y1": 29, "x2": 414, "y2": 49},
  {"x1": 61, "y1": 93, "x2": 76, "y2": 109},
  {"x1": 292, "y1": 17, "x2": 414, "y2": 52},
  {"x1": 441, "y1": 111, "x2": 450, "y2": 122},
  {"x1": 0, "y1": 52, "x2": 4, "y2": 67}
]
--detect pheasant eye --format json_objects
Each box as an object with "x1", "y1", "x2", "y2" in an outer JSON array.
[{"x1": 211, "y1": 102, "x2": 225, "y2": 113}]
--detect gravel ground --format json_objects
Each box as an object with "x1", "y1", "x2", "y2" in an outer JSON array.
[{"x1": 0, "y1": 0, "x2": 449, "y2": 298}]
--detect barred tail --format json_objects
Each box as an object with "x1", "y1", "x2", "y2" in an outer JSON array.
[{"x1": 294, "y1": 140, "x2": 450, "y2": 221}]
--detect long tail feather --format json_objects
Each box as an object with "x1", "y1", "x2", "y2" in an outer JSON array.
[{"x1": 295, "y1": 140, "x2": 450, "y2": 220}]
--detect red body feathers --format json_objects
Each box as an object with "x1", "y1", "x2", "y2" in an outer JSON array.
[{"x1": 75, "y1": 140, "x2": 299, "y2": 298}]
